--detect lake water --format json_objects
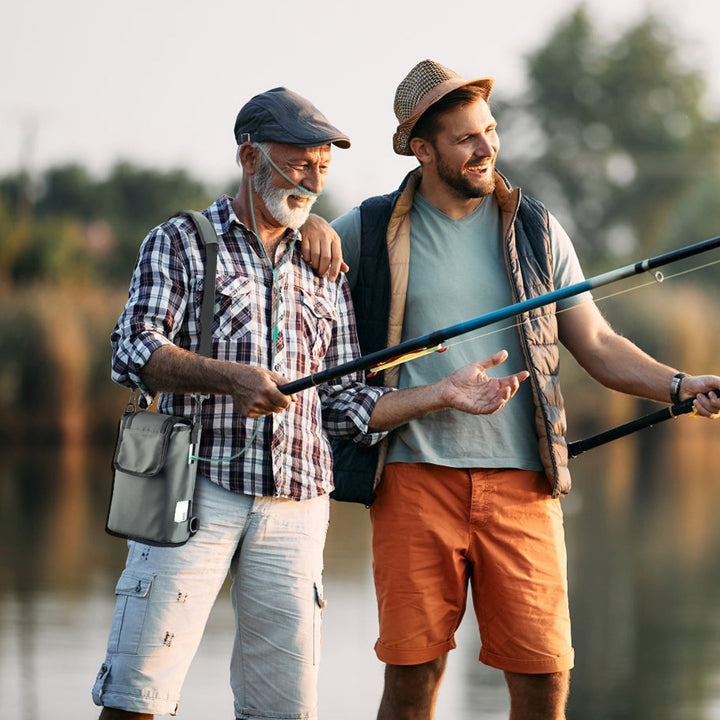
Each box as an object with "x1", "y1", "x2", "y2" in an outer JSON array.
[{"x1": 1, "y1": 424, "x2": 720, "y2": 719}]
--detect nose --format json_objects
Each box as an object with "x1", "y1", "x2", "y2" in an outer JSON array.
[
  {"x1": 474, "y1": 142, "x2": 491, "y2": 159},
  {"x1": 301, "y1": 168, "x2": 324, "y2": 195},
  {"x1": 474, "y1": 134, "x2": 497, "y2": 158}
]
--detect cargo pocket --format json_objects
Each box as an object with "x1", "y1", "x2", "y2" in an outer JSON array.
[
  {"x1": 108, "y1": 571, "x2": 155, "y2": 655},
  {"x1": 313, "y1": 580, "x2": 327, "y2": 666}
]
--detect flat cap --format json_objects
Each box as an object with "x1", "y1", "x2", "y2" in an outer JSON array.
[{"x1": 234, "y1": 87, "x2": 350, "y2": 149}]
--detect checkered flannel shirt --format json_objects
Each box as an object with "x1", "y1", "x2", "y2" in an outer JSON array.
[{"x1": 111, "y1": 195, "x2": 390, "y2": 500}]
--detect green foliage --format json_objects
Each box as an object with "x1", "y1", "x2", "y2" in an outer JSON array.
[
  {"x1": 35, "y1": 164, "x2": 100, "y2": 218},
  {"x1": 0, "y1": 161, "x2": 347, "y2": 286},
  {"x1": 0, "y1": 285, "x2": 129, "y2": 445},
  {"x1": 0, "y1": 302, "x2": 50, "y2": 425},
  {"x1": 97, "y1": 163, "x2": 215, "y2": 281},
  {"x1": 0, "y1": 162, "x2": 215, "y2": 285},
  {"x1": 495, "y1": 7, "x2": 720, "y2": 264},
  {"x1": 1, "y1": 6, "x2": 719, "y2": 443}
]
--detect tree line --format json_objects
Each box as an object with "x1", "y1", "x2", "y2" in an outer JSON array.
[
  {"x1": 1, "y1": 9, "x2": 719, "y2": 287},
  {"x1": 0, "y1": 7, "x2": 719, "y2": 445}
]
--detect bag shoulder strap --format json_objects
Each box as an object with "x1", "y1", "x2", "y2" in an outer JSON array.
[{"x1": 181, "y1": 210, "x2": 218, "y2": 359}]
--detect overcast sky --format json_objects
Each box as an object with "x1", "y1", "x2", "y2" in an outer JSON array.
[{"x1": 3, "y1": 0, "x2": 719, "y2": 211}]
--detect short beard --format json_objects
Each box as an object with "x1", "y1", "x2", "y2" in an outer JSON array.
[
  {"x1": 434, "y1": 145, "x2": 496, "y2": 199},
  {"x1": 252, "y1": 151, "x2": 317, "y2": 229}
]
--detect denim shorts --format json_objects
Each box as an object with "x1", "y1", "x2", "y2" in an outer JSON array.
[{"x1": 92, "y1": 475, "x2": 330, "y2": 719}]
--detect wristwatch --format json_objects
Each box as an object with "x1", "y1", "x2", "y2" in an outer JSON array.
[{"x1": 670, "y1": 372, "x2": 687, "y2": 405}]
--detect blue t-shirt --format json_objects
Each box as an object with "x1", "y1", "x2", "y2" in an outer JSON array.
[{"x1": 332, "y1": 192, "x2": 590, "y2": 469}]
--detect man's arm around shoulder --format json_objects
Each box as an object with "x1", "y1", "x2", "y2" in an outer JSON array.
[{"x1": 299, "y1": 213, "x2": 349, "y2": 281}]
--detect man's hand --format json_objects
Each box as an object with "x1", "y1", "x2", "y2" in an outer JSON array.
[
  {"x1": 438, "y1": 350, "x2": 529, "y2": 415},
  {"x1": 368, "y1": 350, "x2": 529, "y2": 431},
  {"x1": 679, "y1": 375, "x2": 720, "y2": 419},
  {"x1": 299, "y1": 213, "x2": 348, "y2": 281},
  {"x1": 227, "y1": 364, "x2": 296, "y2": 418}
]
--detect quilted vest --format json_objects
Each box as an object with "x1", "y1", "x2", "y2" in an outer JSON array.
[{"x1": 338, "y1": 170, "x2": 571, "y2": 498}]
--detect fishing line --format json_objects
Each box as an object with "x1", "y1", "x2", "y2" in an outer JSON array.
[
  {"x1": 434, "y1": 255, "x2": 720, "y2": 355},
  {"x1": 279, "y1": 235, "x2": 720, "y2": 394}
]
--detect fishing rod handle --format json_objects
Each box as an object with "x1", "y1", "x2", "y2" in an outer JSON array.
[
  {"x1": 567, "y1": 397, "x2": 696, "y2": 458},
  {"x1": 279, "y1": 375, "x2": 319, "y2": 395}
]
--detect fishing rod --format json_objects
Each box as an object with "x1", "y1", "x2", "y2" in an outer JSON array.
[
  {"x1": 567, "y1": 397, "x2": 697, "y2": 458},
  {"x1": 279, "y1": 235, "x2": 720, "y2": 395}
]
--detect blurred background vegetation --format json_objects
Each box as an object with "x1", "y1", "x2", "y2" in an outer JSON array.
[{"x1": 1, "y1": 6, "x2": 719, "y2": 449}]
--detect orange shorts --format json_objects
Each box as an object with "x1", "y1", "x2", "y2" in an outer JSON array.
[{"x1": 370, "y1": 463, "x2": 574, "y2": 674}]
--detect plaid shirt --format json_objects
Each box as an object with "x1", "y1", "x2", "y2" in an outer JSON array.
[{"x1": 111, "y1": 195, "x2": 389, "y2": 500}]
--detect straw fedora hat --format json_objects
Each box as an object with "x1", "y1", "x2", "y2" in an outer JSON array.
[{"x1": 392, "y1": 60, "x2": 494, "y2": 156}]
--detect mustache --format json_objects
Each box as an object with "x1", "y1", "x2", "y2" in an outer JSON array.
[{"x1": 275, "y1": 186, "x2": 315, "y2": 201}]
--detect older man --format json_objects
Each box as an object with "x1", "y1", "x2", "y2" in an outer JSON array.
[{"x1": 91, "y1": 86, "x2": 528, "y2": 720}]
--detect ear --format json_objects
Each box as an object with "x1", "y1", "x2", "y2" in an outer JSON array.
[
  {"x1": 238, "y1": 143, "x2": 260, "y2": 175},
  {"x1": 409, "y1": 136, "x2": 434, "y2": 165}
]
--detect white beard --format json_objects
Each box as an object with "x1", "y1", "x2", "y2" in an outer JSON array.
[
  {"x1": 253, "y1": 161, "x2": 317, "y2": 229},
  {"x1": 261, "y1": 184, "x2": 316, "y2": 229}
]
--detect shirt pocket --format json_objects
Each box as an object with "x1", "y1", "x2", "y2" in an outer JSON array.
[
  {"x1": 212, "y1": 273, "x2": 256, "y2": 340},
  {"x1": 299, "y1": 289, "x2": 337, "y2": 360}
]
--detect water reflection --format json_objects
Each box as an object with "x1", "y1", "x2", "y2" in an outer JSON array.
[
  {"x1": 565, "y1": 421, "x2": 720, "y2": 720},
  {"x1": 1, "y1": 423, "x2": 719, "y2": 719}
]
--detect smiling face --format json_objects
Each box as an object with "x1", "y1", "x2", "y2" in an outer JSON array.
[
  {"x1": 412, "y1": 97, "x2": 500, "y2": 201},
  {"x1": 252, "y1": 142, "x2": 331, "y2": 229}
]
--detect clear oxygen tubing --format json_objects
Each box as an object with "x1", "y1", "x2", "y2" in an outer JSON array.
[{"x1": 193, "y1": 143, "x2": 319, "y2": 463}]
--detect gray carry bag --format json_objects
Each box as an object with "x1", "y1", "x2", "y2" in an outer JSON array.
[
  {"x1": 107, "y1": 394, "x2": 201, "y2": 545},
  {"x1": 105, "y1": 210, "x2": 218, "y2": 546}
]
